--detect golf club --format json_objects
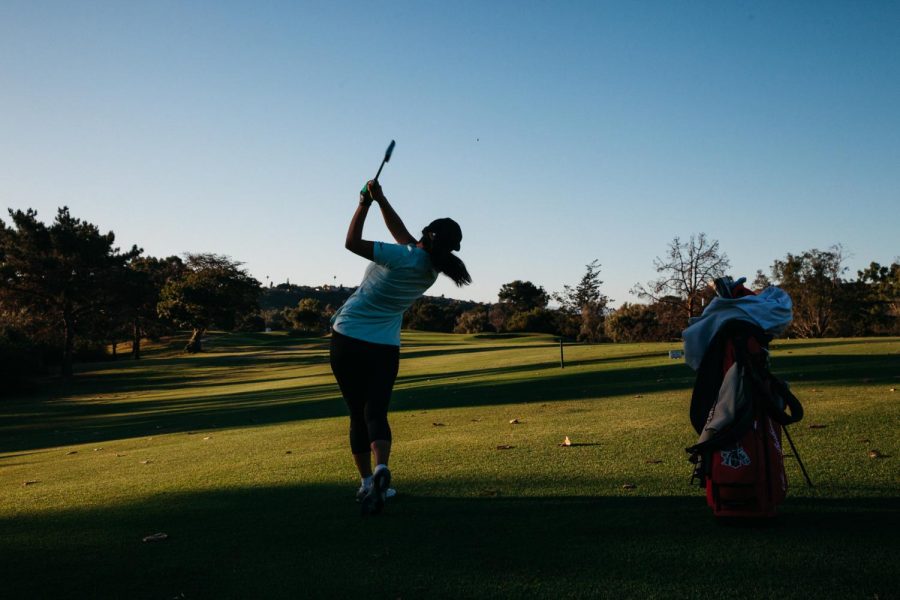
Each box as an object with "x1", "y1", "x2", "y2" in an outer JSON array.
[{"x1": 373, "y1": 140, "x2": 395, "y2": 182}]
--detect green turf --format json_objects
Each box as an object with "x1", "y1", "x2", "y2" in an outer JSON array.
[{"x1": 1, "y1": 332, "x2": 897, "y2": 599}]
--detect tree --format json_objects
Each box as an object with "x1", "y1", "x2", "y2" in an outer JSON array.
[
  {"x1": 751, "y1": 269, "x2": 772, "y2": 291},
  {"x1": 0, "y1": 319, "x2": 44, "y2": 394},
  {"x1": 505, "y1": 307, "x2": 559, "y2": 334},
  {"x1": 496, "y1": 280, "x2": 554, "y2": 334},
  {"x1": 284, "y1": 298, "x2": 327, "y2": 334},
  {"x1": 79, "y1": 298, "x2": 131, "y2": 359},
  {"x1": 236, "y1": 313, "x2": 266, "y2": 332},
  {"x1": 498, "y1": 280, "x2": 549, "y2": 312},
  {"x1": 488, "y1": 303, "x2": 511, "y2": 333},
  {"x1": 605, "y1": 303, "x2": 662, "y2": 343},
  {"x1": 262, "y1": 308, "x2": 288, "y2": 331},
  {"x1": 404, "y1": 299, "x2": 456, "y2": 332},
  {"x1": 631, "y1": 233, "x2": 730, "y2": 325},
  {"x1": 770, "y1": 245, "x2": 846, "y2": 338},
  {"x1": 649, "y1": 297, "x2": 691, "y2": 341},
  {"x1": 854, "y1": 261, "x2": 900, "y2": 335},
  {"x1": 555, "y1": 260, "x2": 610, "y2": 342},
  {"x1": 454, "y1": 306, "x2": 492, "y2": 334},
  {"x1": 157, "y1": 253, "x2": 261, "y2": 352},
  {"x1": 0, "y1": 207, "x2": 141, "y2": 377},
  {"x1": 402, "y1": 298, "x2": 479, "y2": 333},
  {"x1": 122, "y1": 255, "x2": 185, "y2": 359}
]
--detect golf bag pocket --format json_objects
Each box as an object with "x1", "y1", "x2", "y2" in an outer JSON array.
[{"x1": 705, "y1": 415, "x2": 787, "y2": 518}]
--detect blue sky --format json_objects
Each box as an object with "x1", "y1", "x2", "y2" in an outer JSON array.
[{"x1": 2, "y1": 1, "x2": 898, "y2": 305}]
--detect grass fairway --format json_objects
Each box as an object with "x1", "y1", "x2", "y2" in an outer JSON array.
[{"x1": 1, "y1": 332, "x2": 897, "y2": 599}]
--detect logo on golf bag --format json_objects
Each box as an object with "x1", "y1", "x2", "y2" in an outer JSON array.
[{"x1": 720, "y1": 446, "x2": 751, "y2": 469}]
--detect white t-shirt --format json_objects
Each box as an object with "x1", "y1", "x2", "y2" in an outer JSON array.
[{"x1": 331, "y1": 242, "x2": 438, "y2": 346}]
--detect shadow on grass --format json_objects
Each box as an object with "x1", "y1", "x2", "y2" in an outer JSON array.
[
  {"x1": 770, "y1": 338, "x2": 900, "y2": 352},
  {"x1": 105, "y1": 349, "x2": 330, "y2": 371},
  {"x1": 74, "y1": 361, "x2": 328, "y2": 395},
  {"x1": 94, "y1": 336, "x2": 532, "y2": 374},
  {"x1": 0, "y1": 358, "x2": 694, "y2": 453},
  {"x1": 392, "y1": 361, "x2": 697, "y2": 412},
  {"x1": 3, "y1": 342, "x2": 899, "y2": 454},
  {"x1": 400, "y1": 344, "x2": 540, "y2": 361},
  {"x1": 770, "y1": 353, "x2": 900, "y2": 385},
  {"x1": 2, "y1": 483, "x2": 897, "y2": 599}
]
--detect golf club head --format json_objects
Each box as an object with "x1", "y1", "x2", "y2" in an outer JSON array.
[{"x1": 374, "y1": 140, "x2": 396, "y2": 181}]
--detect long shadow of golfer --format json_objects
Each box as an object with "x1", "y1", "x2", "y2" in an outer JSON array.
[{"x1": 2, "y1": 483, "x2": 897, "y2": 599}]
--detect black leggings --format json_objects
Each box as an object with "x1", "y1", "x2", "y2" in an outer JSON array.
[{"x1": 329, "y1": 331, "x2": 400, "y2": 454}]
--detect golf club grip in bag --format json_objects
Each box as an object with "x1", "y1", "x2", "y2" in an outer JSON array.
[{"x1": 686, "y1": 321, "x2": 804, "y2": 518}]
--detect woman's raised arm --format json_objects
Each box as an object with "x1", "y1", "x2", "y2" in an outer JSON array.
[
  {"x1": 369, "y1": 181, "x2": 416, "y2": 245},
  {"x1": 344, "y1": 185, "x2": 375, "y2": 260}
]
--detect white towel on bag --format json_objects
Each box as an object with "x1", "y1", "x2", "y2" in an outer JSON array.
[{"x1": 682, "y1": 286, "x2": 794, "y2": 370}]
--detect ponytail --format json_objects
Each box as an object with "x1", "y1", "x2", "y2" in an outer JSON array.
[{"x1": 430, "y1": 248, "x2": 472, "y2": 287}]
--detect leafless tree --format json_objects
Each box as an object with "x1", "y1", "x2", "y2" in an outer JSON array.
[{"x1": 631, "y1": 233, "x2": 731, "y2": 323}]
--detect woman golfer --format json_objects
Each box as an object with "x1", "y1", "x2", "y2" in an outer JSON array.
[{"x1": 330, "y1": 179, "x2": 470, "y2": 515}]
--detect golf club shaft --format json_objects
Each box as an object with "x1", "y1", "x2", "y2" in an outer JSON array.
[{"x1": 374, "y1": 159, "x2": 387, "y2": 182}]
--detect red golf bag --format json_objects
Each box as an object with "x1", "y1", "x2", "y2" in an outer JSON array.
[{"x1": 686, "y1": 320, "x2": 804, "y2": 519}]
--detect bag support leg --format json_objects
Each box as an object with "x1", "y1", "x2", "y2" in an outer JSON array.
[{"x1": 783, "y1": 425, "x2": 814, "y2": 488}]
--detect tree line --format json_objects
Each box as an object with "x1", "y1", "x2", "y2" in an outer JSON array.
[
  {"x1": 0, "y1": 208, "x2": 260, "y2": 391},
  {"x1": 2, "y1": 208, "x2": 897, "y2": 393}
]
